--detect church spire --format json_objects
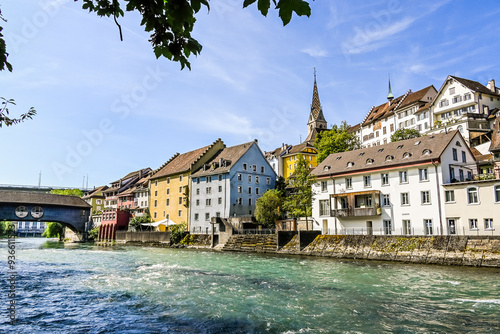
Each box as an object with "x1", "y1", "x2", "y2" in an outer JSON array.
[
  {"x1": 306, "y1": 68, "x2": 328, "y2": 144},
  {"x1": 387, "y1": 75, "x2": 394, "y2": 102}
]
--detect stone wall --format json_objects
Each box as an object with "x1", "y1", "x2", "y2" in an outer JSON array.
[
  {"x1": 221, "y1": 233, "x2": 500, "y2": 267},
  {"x1": 180, "y1": 234, "x2": 212, "y2": 248},
  {"x1": 115, "y1": 231, "x2": 170, "y2": 244}
]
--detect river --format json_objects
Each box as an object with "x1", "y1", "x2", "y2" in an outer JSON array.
[{"x1": 1, "y1": 238, "x2": 499, "y2": 333}]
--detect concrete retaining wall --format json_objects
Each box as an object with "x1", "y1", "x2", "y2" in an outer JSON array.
[
  {"x1": 180, "y1": 234, "x2": 211, "y2": 248},
  {"x1": 115, "y1": 231, "x2": 170, "y2": 244},
  {"x1": 222, "y1": 234, "x2": 277, "y2": 253}
]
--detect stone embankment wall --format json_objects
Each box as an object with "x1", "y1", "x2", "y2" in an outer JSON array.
[
  {"x1": 221, "y1": 233, "x2": 500, "y2": 267},
  {"x1": 180, "y1": 234, "x2": 212, "y2": 248},
  {"x1": 115, "y1": 231, "x2": 170, "y2": 244}
]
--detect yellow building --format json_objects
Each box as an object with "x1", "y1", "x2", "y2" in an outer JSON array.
[
  {"x1": 282, "y1": 144, "x2": 318, "y2": 179},
  {"x1": 149, "y1": 139, "x2": 225, "y2": 230}
]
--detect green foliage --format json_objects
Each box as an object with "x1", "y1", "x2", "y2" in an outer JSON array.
[
  {"x1": 129, "y1": 214, "x2": 152, "y2": 231},
  {"x1": 255, "y1": 189, "x2": 284, "y2": 227},
  {"x1": 42, "y1": 222, "x2": 65, "y2": 241},
  {"x1": 0, "y1": 221, "x2": 14, "y2": 237},
  {"x1": 390, "y1": 128, "x2": 421, "y2": 142},
  {"x1": 314, "y1": 121, "x2": 361, "y2": 163},
  {"x1": 0, "y1": 9, "x2": 11, "y2": 72},
  {"x1": 78, "y1": 0, "x2": 310, "y2": 70},
  {"x1": 170, "y1": 222, "x2": 187, "y2": 244},
  {"x1": 283, "y1": 154, "x2": 316, "y2": 220},
  {"x1": 87, "y1": 226, "x2": 99, "y2": 241},
  {"x1": 0, "y1": 97, "x2": 37, "y2": 128},
  {"x1": 275, "y1": 175, "x2": 287, "y2": 195},
  {"x1": 50, "y1": 188, "x2": 83, "y2": 197}
]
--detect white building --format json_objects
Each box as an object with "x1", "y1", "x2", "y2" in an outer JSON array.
[
  {"x1": 427, "y1": 75, "x2": 500, "y2": 147},
  {"x1": 311, "y1": 131, "x2": 477, "y2": 236}
]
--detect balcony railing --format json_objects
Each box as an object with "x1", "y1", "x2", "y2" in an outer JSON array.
[{"x1": 331, "y1": 206, "x2": 381, "y2": 217}]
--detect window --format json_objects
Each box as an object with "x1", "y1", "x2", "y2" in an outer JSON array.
[
  {"x1": 167, "y1": 188, "x2": 170, "y2": 195},
  {"x1": 401, "y1": 192, "x2": 409, "y2": 206},
  {"x1": 166, "y1": 198, "x2": 170, "y2": 206},
  {"x1": 166, "y1": 177, "x2": 170, "y2": 184},
  {"x1": 464, "y1": 92, "x2": 471, "y2": 100},
  {"x1": 154, "y1": 200, "x2": 157, "y2": 207},
  {"x1": 155, "y1": 190, "x2": 158, "y2": 197},
  {"x1": 445, "y1": 190, "x2": 455, "y2": 203},
  {"x1": 364, "y1": 175, "x2": 371, "y2": 187},
  {"x1": 469, "y1": 218, "x2": 478, "y2": 230},
  {"x1": 266, "y1": 177, "x2": 271, "y2": 185},
  {"x1": 255, "y1": 176, "x2": 259, "y2": 184},
  {"x1": 419, "y1": 168, "x2": 428, "y2": 181},
  {"x1": 196, "y1": 177, "x2": 200, "y2": 184},
  {"x1": 248, "y1": 198, "x2": 252, "y2": 206},
  {"x1": 154, "y1": 212, "x2": 157, "y2": 219},
  {"x1": 196, "y1": 199, "x2": 200, "y2": 206},
  {"x1": 383, "y1": 194, "x2": 390, "y2": 207},
  {"x1": 243, "y1": 163, "x2": 247, "y2": 170},
  {"x1": 248, "y1": 187, "x2": 252, "y2": 194},
  {"x1": 238, "y1": 186, "x2": 242, "y2": 193},
  {"x1": 383, "y1": 220, "x2": 392, "y2": 235},
  {"x1": 218, "y1": 185, "x2": 222, "y2": 192},
  {"x1": 207, "y1": 176, "x2": 212, "y2": 183},
  {"x1": 450, "y1": 167, "x2": 455, "y2": 180},
  {"x1": 381, "y1": 173, "x2": 389, "y2": 185},
  {"x1": 321, "y1": 181, "x2": 328, "y2": 192},
  {"x1": 449, "y1": 87, "x2": 455, "y2": 95},
  {"x1": 346, "y1": 178, "x2": 352, "y2": 189},
  {"x1": 459, "y1": 169, "x2": 464, "y2": 182},
  {"x1": 179, "y1": 186, "x2": 183, "y2": 193},
  {"x1": 424, "y1": 219, "x2": 433, "y2": 235},
  {"x1": 218, "y1": 175, "x2": 223, "y2": 181},
  {"x1": 178, "y1": 210, "x2": 182, "y2": 217},
  {"x1": 319, "y1": 200, "x2": 330, "y2": 216},
  {"x1": 155, "y1": 180, "x2": 158, "y2": 187},
  {"x1": 205, "y1": 213, "x2": 210, "y2": 221},
  {"x1": 248, "y1": 175, "x2": 252, "y2": 183},
  {"x1": 237, "y1": 198, "x2": 242, "y2": 205},
  {"x1": 383, "y1": 126, "x2": 387, "y2": 135},
  {"x1": 238, "y1": 174, "x2": 242, "y2": 181},
  {"x1": 179, "y1": 197, "x2": 182, "y2": 205},
  {"x1": 485, "y1": 218, "x2": 494, "y2": 230},
  {"x1": 206, "y1": 199, "x2": 212, "y2": 206},
  {"x1": 218, "y1": 197, "x2": 222, "y2": 204},
  {"x1": 252, "y1": 165, "x2": 257, "y2": 172},
  {"x1": 495, "y1": 185, "x2": 500, "y2": 202},
  {"x1": 194, "y1": 213, "x2": 199, "y2": 221},
  {"x1": 452, "y1": 148, "x2": 458, "y2": 161},
  {"x1": 261, "y1": 166, "x2": 265, "y2": 173},
  {"x1": 467, "y1": 187, "x2": 479, "y2": 204},
  {"x1": 196, "y1": 189, "x2": 199, "y2": 195},
  {"x1": 421, "y1": 191, "x2": 431, "y2": 204},
  {"x1": 403, "y1": 220, "x2": 411, "y2": 235},
  {"x1": 255, "y1": 188, "x2": 260, "y2": 195},
  {"x1": 462, "y1": 151, "x2": 466, "y2": 163},
  {"x1": 399, "y1": 171, "x2": 408, "y2": 183},
  {"x1": 390, "y1": 124, "x2": 394, "y2": 132}
]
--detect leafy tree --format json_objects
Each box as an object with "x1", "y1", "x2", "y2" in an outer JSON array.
[
  {"x1": 1, "y1": 2, "x2": 311, "y2": 71},
  {"x1": 275, "y1": 175, "x2": 287, "y2": 195},
  {"x1": 0, "y1": 97, "x2": 36, "y2": 128},
  {"x1": 255, "y1": 189, "x2": 283, "y2": 228},
  {"x1": 390, "y1": 128, "x2": 421, "y2": 142},
  {"x1": 87, "y1": 226, "x2": 100, "y2": 241},
  {"x1": 42, "y1": 222, "x2": 65, "y2": 241},
  {"x1": 129, "y1": 214, "x2": 152, "y2": 231},
  {"x1": 50, "y1": 189, "x2": 83, "y2": 197},
  {"x1": 170, "y1": 222, "x2": 187, "y2": 244},
  {"x1": 0, "y1": 221, "x2": 14, "y2": 237},
  {"x1": 283, "y1": 154, "x2": 316, "y2": 230},
  {"x1": 314, "y1": 121, "x2": 361, "y2": 163}
]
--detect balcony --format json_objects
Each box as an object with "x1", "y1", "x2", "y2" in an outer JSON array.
[{"x1": 331, "y1": 190, "x2": 381, "y2": 218}]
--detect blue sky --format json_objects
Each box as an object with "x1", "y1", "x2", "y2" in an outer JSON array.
[{"x1": 2, "y1": 0, "x2": 500, "y2": 188}]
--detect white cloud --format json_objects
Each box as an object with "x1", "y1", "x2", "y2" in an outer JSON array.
[{"x1": 301, "y1": 47, "x2": 329, "y2": 58}]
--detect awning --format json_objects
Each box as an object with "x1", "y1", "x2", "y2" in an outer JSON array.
[{"x1": 141, "y1": 218, "x2": 177, "y2": 227}]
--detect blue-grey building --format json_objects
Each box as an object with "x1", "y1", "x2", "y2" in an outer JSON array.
[{"x1": 190, "y1": 140, "x2": 277, "y2": 233}]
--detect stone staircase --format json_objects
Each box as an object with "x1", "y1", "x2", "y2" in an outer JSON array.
[{"x1": 222, "y1": 234, "x2": 278, "y2": 253}]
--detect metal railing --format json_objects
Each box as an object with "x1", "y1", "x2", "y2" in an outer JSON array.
[
  {"x1": 233, "y1": 228, "x2": 275, "y2": 235},
  {"x1": 326, "y1": 226, "x2": 497, "y2": 236}
]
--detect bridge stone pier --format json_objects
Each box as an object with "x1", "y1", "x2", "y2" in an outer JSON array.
[{"x1": 0, "y1": 191, "x2": 91, "y2": 241}]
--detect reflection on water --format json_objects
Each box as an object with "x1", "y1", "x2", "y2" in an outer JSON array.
[{"x1": 1, "y1": 238, "x2": 499, "y2": 333}]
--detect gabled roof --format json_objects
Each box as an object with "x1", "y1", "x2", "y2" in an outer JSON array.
[
  {"x1": 282, "y1": 142, "x2": 317, "y2": 157},
  {"x1": 265, "y1": 145, "x2": 289, "y2": 159},
  {"x1": 192, "y1": 141, "x2": 256, "y2": 177},
  {"x1": 362, "y1": 86, "x2": 436, "y2": 126},
  {"x1": 111, "y1": 168, "x2": 151, "y2": 185},
  {"x1": 82, "y1": 185, "x2": 108, "y2": 199},
  {"x1": 450, "y1": 75, "x2": 500, "y2": 97},
  {"x1": 312, "y1": 131, "x2": 465, "y2": 178},
  {"x1": 151, "y1": 139, "x2": 223, "y2": 179}
]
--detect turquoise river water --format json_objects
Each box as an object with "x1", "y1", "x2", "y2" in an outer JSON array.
[{"x1": 1, "y1": 238, "x2": 499, "y2": 333}]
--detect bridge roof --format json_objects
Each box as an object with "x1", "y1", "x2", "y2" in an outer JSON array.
[{"x1": 0, "y1": 191, "x2": 91, "y2": 208}]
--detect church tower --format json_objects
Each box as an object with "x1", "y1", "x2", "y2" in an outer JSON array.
[{"x1": 305, "y1": 70, "x2": 328, "y2": 143}]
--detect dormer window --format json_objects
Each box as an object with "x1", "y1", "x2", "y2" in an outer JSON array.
[
  {"x1": 422, "y1": 149, "x2": 431, "y2": 155},
  {"x1": 347, "y1": 162, "x2": 354, "y2": 168},
  {"x1": 414, "y1": 141, "x2": 421, "y2": 146},
  {"x1": 385, "y1": 155, "x2": 394, "y2": 161},
  {"x1": 377, "y1": 148, "x2": 384, "y2": 153},
  {"x1": 397, "y1": 145, "x2": 403, "y2": 149},
  {"x1": 323, "y1": 166, "x2": 331, "y2": 171},
  {"x1": 403, "y1": 152, "x2": 412, "y2": 159},
  {"x1": 366, "y1": 158, "x2": 374, "y2": 165},
  {"x1": 359, "y1": 152, "x2": 365, "y2": 156},
  {"x1": 336, "y1": 156, "x2": 342, "y2": 160}
]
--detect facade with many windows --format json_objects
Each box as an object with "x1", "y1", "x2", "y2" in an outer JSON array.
[
  {"x1": 311, "y1": 131, "x2": 476, "y2": 235},
  {"x1": 190, "y1": 140, "x2": 276, "y2": 234}
]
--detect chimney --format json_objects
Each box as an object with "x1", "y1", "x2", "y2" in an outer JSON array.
[{"x1": 487, "y1": 79, "x2": 496, "y2": 93}]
